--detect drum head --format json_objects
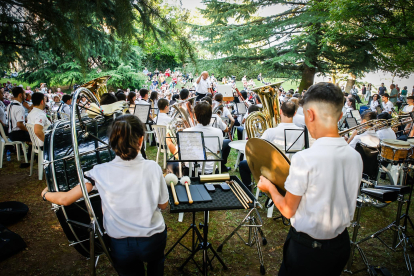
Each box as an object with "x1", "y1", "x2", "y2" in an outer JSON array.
[
  {"x1": 381, "y1": 139, "x2": 411, "y2": 148},
  {"x1": 246, "y1": 138, "x2": 290, "y2": 196}
]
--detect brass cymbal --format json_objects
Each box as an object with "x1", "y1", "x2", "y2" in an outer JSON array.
[{"x1": 246, "y1": 138, "x2": 290, "y2": 196}]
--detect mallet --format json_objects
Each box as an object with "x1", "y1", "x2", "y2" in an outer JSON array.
[
  {"x1": 165, "y1": 173, "x2": 179, "y2": 205},
  {"x1": 180, "y1": 176, "x2": 193, "y2": 204}
]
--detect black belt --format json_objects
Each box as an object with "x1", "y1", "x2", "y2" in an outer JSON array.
[{"x1": 290, "y1": 227, "x2": 349, "y2": 250}]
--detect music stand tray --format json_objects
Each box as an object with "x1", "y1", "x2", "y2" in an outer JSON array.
[{"x1": 166, "y1": 176, "x2": 256, "y2": 275}]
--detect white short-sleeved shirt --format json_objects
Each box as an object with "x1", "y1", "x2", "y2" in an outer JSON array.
[
  {"x1": 403, "y1": 105, "x2": 414, "y2": 113},
  {"x1": 0, "y1": 101, "x2": 6, "y2": 125},
  {"x1": 370, "y1": 100, "x2": 379, "y2": 111},
  {"x1": 211, "y1": 114, "x2": 227, "y2": 131},
  {"x1": 6, "y1": 100, "x2": 25, "y2": 133},
  {"x1": 60, "y1": 103, "x2": 71, "y2": 114},
  {"x1": 85, "y1": 154, "x2": 169, "y2": 238},
  {"x1": 156, "y1": 112, "x2": 172, "y2": 126},
  {"x1": 196, "y1": 78, "x2": 211, "y2": 95},
  {"x1": 184, "y1": 124, "x2": 223, "y2": 174},
  {"x1": 293, "y1": 114, "x2": 305, "y2": 128},
  {"x1": 285, "y1": 137, "x2": 362, "y2": 239},
  {"x1": 382, "y1": 101, "x2": 393, "y2": 113},
  {"x1": 296, "y1": 106, "x2": 304, "y2": 116},
  {"x1": 135, "y1": 99, "x2": 150, "y2": 105},
  {"x1": 261, "y1": 123, "x2": 305, "y2": 153},
  {"x1": 349, "y1": 129, "x2": 380, "y2": 148},
  {"x1": 377, "y1": 128, "x2": 397, "y2": 140},
  {"x1": 27, "y1": 107, "x2": 51, "y2": 147}
]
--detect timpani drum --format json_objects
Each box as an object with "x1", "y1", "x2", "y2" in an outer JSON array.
[
  {"x1": 44, "y1": 112, "x2": 117, "y2": 257},
  {"x1": 380, "y1": 139, "x2": 412, "y2": 162}
]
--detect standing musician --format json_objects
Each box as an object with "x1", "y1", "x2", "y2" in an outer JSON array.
[
  {"x1": 27, "y1": 93, "x2": 51, "y2": 149},
  {"x1": 258, "y1": 83, "x2": 362, "y2": 276},
  {"x1": 347, "y1": 111, "x2": 379, "y2": 148},
  {"x1": 41, "y1": 115, "x2": 169, "y2": 276}
]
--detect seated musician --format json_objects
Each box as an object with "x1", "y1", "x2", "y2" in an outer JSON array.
[
  {"x1": 100, "y1": 93, "x2": 118, "y2": 106},
  {"x1": 377, "y1": 112, "x2": 397, "y2": 140},
  {"x1": 59, "y1": 94, "x2": 72, "y2": 115},
  {"x1": 167, "y1": 101, "x2": 231, "y2": 174},
  {"x1": 403, "y1": 95, "x2": 414, "y2": 113},
  {"x1": 180, "y1": 88, "x2": 189, "y2": 101},
  {"x1": 239, "y1": 101, "x2": 304, "y2": 190},
  {"x1": 381, "y1": 93, "x2": 393, "y2": 114},
  {"x1": 290, "y1": 98, "x2": 305, "y2": 127},
  {"x1": 202, "y1": 96, "x2": 228, "y2": 133},
  {"x1": 27, "y1": 93, "x2": 51, "y2": 150},
  {"x1": 258, "y1": 82, "x2": 362, "y2": 276},
  {"x1": 6, "y1": 87, "x2": 31, "y2": 167},
  {"x1": 41, "y1": 115, "x2": 169, "y2": 276},
  {"x1": 347, "y1": 111, "x2": 379, "y2": 148},
  {"x1": 370, "y1": 94, "x2": 379, "y2": 112},
  {"x1": 156, "y1": 99, "x2": 172, "y2": 126},
  {"x1": 136, "y1": 89, "x2": 150, "y2": 105}
]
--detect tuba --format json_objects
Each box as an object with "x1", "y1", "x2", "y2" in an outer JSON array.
[
  {"x1": 80, "y1": 75, "x2": 111, "y2": 102},
  {"x1": 166, "y1": 96, "x2": 197, "y2": 145},
  {"x1": 245, "y1": 82, "x2": 283, "y2": 138}
]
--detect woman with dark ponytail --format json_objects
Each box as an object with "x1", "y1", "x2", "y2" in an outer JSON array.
[{"x1": 41, "y1": 115, "x2": 169, "y2": 276}]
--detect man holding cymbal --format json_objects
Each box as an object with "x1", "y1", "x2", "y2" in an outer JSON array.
[{"x1": 258, "y1": 83, "x2": 363, "y2": 276}]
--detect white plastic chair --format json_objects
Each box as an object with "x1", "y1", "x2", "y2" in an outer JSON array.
[
  {"x1": 152, "y1": 125, "x2": 169, "y2": 169},
  {"x1": 26, "y1": 123, "x2": 44, "y2": 180},
  {"x1": 0, "y1": 124, "x2": 28, "y2": 168}
]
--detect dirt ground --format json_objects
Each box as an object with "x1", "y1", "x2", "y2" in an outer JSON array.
[{"x1": 1, "y1": 148, "x2": 414, "y2": 276}]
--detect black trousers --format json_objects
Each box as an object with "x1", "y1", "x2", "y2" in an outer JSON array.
[
  {"x1": 196, "y1": 93, "x2": 206, "y2": 101},
  {"x1": 279, "y1": 227, "x2": 350, "y2": 276},
  {"x1": 8, "y1": 130, "x2": 32, "y2": 160}
]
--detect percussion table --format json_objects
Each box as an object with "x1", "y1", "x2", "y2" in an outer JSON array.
[
  {"x1": 166, "y1": 175, "x2": 256, "y2": 276},
  {"x1": 228, "y1": 140, "x2": 247, "y2": 171}
]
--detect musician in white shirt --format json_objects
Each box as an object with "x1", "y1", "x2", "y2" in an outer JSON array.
[
  {"x1": 348, "y1": 111, "x2": 379, "y2": 148},
  {"x1": 156, "y1": 99, "x2": 172, "y2": 126},
  {"x1": 0, "y1": 89, "x2": 6, "y2": 129},
  {"x1": 27, "y1": 93, "x2": 51, "y2": 148},
  {"x1": 41, "y1": 115, "x2": 169, "y2": 275},
  {"x1": 136, "y1": 89, "x2": 150, "y2": 105},
  {"x1": 202, "y1": 96, "x2": 228, "y2": 132},
  {"x1": 258, "y1": 82, "x2": 362, "y2": 275},
  {"x1": 403, "y1": 96, "x2": 414, "y2": 113},
  {"x1": 239, "y1": 101, "x2": 305, "y2": 190},
  {"x1": 381, "y1": 93, "x2": 394, "y2": 114},
  {"x1": 59, "y1": 94, "x2": 72, "y2": 115},
  {"x1": 370, "y1": 94, "x2": 380, "y2": 112},
  {"x1": 195, "y1": 71, "x2": 212, "y2": 101}
]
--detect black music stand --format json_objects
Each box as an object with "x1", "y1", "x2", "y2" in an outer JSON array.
[
  {"x1": 284, "y1": 128, "x2": 306, "y2": 154},
  {"x1": 351, "y1": 110, "x2": 362, "y2": 124},
  {"x1": 166, "y1": 176, "x2": 258, "y2": 276}
]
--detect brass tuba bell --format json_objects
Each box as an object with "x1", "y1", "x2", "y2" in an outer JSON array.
[{"x1": 80, "y1": 75, "x2": 111, "y2": 102}]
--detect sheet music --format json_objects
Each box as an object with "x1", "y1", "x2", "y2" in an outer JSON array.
[
  {"x1": 178, "y1": 132, "x2": 206, "y2": 161},
  {"x1": 216, "y1": 85, "x2": 233, "y2": 98},
  {"x1": 134, "y1": 105, "x2": 150, "y2": 123}
]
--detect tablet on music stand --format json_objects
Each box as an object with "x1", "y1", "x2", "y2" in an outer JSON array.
[
  {"x1": 134, "y1": 104, "x2": 151, "y2": 124},
  {"x1": 177, "y1": 131, "x2": 207, "y2": 162},
  {"x1": 351, "y1": 110, "x2": 362, "y2": 124},
  {"x1": 284, "y1": 129, "x2": 306, "y2": 154},
  {"x1": 236, "y1": 103, "x2": 247, "y2": 115},
  {"x1": 346, "y1": 117, "x2": 358, "y2": 129}
]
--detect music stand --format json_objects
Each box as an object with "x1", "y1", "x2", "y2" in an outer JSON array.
[
  {"x1": 133, "y1": 104, "x2": 151, "y2": 124},
  {"x1": 235, "y1": 103, "x2": 247, "y2": 115},
  {"x1": 351, "y1": 110, "x2": 362, "y2": 124},
  {"x1": 346, "y1": 117, "x2": 358, "y2": 129},
  {"x1": 284, "y1": 128, "x2": 306, "y2": 154}
]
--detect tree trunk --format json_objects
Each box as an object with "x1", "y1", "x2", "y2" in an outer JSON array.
[
  {"x1": 345, "y1": 73, "x2": 356, "y2": 93},
  {"x1": 298, "y1": 65, "x2": 316, "y2": 92}
]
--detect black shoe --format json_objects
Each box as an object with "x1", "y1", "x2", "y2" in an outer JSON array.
[
  {"x1": 20, "y1": 163, "x2": 30, "y2": 168},
  {"x1": 380, "y1": 172, "x2": 387, "y2": 180},
  {"x1": 221, "y1": 166, "x2": 231, "y2": 172}
]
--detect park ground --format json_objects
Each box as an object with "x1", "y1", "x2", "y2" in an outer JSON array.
[{"x1": 0, "y1": 142, "x2": 413, "y2": 276}]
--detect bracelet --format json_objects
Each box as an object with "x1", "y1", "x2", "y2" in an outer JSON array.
[{"x1": 43, "y1": 191, "x2": 49, "y2": 201}]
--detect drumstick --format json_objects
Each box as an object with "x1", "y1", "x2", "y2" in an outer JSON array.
[
  {"x1": 233, "y1": 181, "x2": 252, "y2": 204},
  {"x1": 227, "y1": 181, "x2": 250, "y2": 205},
  {"x1": 165, "y1": 174, "x2": 179, "y2": 205},
  {"x1": 228, "y1": 182, "x2": 248, "y2": 209},
  {"x1": 181, "y1": 176, "x2": 193, "y2": 204}
]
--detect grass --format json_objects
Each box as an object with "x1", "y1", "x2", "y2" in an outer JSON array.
[{"x1": 1, "y1": 140, "x2": 413, "y2": 275}]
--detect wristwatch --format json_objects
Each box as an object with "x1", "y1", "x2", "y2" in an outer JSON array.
[{"x1": 42, "y1": 191, "x2": 49, "y2": 201}]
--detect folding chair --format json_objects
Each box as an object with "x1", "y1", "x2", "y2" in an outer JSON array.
[
  {"x1": 0, "y1": 124, "x2": 28, "y2": 168},
  {"x1": 26, "y1": 123, "x2": 44, "y2": 180}
]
